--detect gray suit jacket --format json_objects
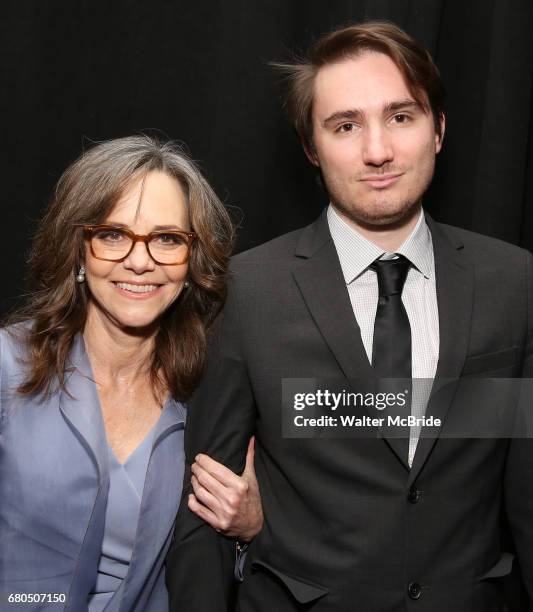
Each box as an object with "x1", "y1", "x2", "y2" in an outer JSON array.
[
  {"x1": 167, "y1": 211, "x2": 533, "y2": 612},
  {"x1": 0, "y1": 327, "x2": 186, "y2": 611}
]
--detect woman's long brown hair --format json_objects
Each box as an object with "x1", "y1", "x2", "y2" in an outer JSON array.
[{"x1": 7, "y1": 135, "x2": 234, "y2": 401}]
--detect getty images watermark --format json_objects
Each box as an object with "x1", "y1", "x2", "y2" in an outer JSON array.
[
  {"x1": 281, "y1": 378, "x2": 533, "y2": 439},
  {"x1": 292, "y1": 388, "x2": 440, "y2": 428}
]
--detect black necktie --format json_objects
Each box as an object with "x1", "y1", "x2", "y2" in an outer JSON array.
[
  {"x1": 370, "y1": 256, "x2": 412, "y2": 457},
  {"x1": 370, "y1": 256, "x2": 412, "y2": 378}
]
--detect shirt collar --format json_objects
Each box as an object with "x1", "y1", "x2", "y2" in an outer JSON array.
[
  {"x1": 152, "y1": 395, "x2": 186, "y2": 447},
  {"x1": 327, "y1": 204, "x2": 433, "y2": 284}
]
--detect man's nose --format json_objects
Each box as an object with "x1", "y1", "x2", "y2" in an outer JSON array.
[
  {"x1": 122, "y1": 240, "x2": 156, "y2": 273},
  {"x1": 361, "y1": 124, "x2": 394, "y2": 167}
]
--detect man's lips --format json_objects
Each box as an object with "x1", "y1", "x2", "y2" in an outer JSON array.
[{"x1": 360, "y1": 173, "x2": 402, "y2": 188}]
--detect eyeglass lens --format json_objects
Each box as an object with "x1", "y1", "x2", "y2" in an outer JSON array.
[{"x1": 91, "y1": 228, "x2": 189, "y2": 264}]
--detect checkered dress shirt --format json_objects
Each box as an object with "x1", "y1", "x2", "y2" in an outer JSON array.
[{"x1": 327, "y1": 204, "x2": 439, "y2": 465}]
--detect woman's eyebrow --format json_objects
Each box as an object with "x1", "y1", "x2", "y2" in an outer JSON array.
[
  {"x1": 152, "y1": 224, "x2": 182, "y2": 231},
  {"x1": 102, "y1": 223, "x2": 183, "y2": 231}
]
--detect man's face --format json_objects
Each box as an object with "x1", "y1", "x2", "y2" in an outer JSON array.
[{"x1": 308, "y1": 52, "x2": 444, "y2": 228}]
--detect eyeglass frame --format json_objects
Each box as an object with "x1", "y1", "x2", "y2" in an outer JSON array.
[{"x1": 76, "y1": 224, "x2": 197, "y2": 265}]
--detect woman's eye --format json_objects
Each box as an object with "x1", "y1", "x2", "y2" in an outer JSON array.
[
  {"x1": 96, "y1": 230, "x2": 125, "y2": 242},
  {"x1": 153, "y1": 233, "x2": 186, "y2": 246}
]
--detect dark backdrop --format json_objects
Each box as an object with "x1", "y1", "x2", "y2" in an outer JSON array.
[
  {"x1": 2, "y1": 0, "x2": 533, "y2": 316},
  {"x1": 1, "y1": 0, "x2": 533, "y2": 607}
]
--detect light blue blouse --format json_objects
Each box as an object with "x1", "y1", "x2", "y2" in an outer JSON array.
[{"x1": 88, "y1": 422, "x2": 157, "y2": 611}]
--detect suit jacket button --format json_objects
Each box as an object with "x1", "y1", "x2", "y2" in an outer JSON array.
[
  {"x1": 408, "y1": 582, "x2": 422, "y2": 600},
  {"x1": 407, "y1": 486, "x2": 421, "y2": 503}
]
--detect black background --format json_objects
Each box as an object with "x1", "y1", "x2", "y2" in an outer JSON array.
[
  {"x1": 2, "y1": 0, "x2": 533, "y2": 316},
  {"x1": 1, "y1": 1, "x2": 532, "y2": 607}
]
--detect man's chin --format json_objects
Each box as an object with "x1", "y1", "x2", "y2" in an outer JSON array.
[{"x1": 333, "y1": 200, "x2": 421, "y2": 230}]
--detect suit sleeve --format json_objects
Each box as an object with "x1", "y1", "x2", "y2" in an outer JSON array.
[
  {"x1": 504, "y1": 250, "x2": 533, "y2": 607},
  {"x1": 166, "y1": 277, "x2": 257, "y2": 611}
]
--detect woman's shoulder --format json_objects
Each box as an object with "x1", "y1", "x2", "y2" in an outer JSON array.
[
  {"x1": 0, "y1": 322, "x2": 34, "y2": 427},
  {"x1": 0, "y1": 320, "x2": 33, "y2": 372}
]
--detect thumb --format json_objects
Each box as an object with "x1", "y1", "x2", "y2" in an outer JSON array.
[{"x1": 243, "y1": 436, "x2": 255, "y2": 477}]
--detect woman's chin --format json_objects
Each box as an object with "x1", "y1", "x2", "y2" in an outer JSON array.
[{"x1": 116, "y1": 317, "x2": 162, "y2": 336}]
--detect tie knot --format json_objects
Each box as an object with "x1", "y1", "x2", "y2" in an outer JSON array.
[{"x1": 370, "y1": 256, "x2": 410, "y2": 297}]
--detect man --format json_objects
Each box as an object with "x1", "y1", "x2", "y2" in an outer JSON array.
[{"x1": 167, "y1": 21, "x2": 533, "y2": 611}]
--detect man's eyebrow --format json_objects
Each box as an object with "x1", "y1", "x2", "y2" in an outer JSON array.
[
  {"x1": 384, "y1": 99, "x2": 423, "y2": 114},
  {"x1": 322, "y1": 99, "x2": 423, "y2": 127},
  {"x1": 322, "y1": 109, "x2": 363, "y2": 127}
]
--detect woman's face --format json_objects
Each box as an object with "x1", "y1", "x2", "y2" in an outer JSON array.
[{"x1": 84, "y1": 170, "x2": 190, "y2": 331}]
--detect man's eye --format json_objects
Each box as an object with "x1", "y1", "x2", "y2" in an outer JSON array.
[
  {"x1": 337, "y1": 123, "x2": 356, "y2": 133},
  {"x1": 392, "y1": 113, "x2": 410, "y2": 124}
]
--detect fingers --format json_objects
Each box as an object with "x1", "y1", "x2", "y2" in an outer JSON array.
[
  {"x1": 188, "y1": 483, "x2": 239, "y2": 535},
  {"x1": 191, "y1": 459, "x2": 249, "y2": 505},
  {"x1": 191, "y1": 462, "x2": 227, "y2": 500},
  {"x1": 191, "y1": 474, "x2": 219, "y2": 511},
  {"x1": 190, "y1": 444, "x2": 262, "y2": 539},
  {"x1": 190, "y1": 462, "x2": 247, "y2": 535},
  {"x1": 194, "y1": 453, "x2": 241, "y2": 488},
  {"x1": 187, "y1": 493, "x2": 219, "y2": 528},
  {"x1": 189, "y1": 480, "x2": 234, "y2": 533}
]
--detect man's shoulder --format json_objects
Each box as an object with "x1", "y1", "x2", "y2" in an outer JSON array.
[
  {"x1": 434, "y1": 220, "x2": 530, "y2": 262},
  {"x1": 224, "y1": 222, "x2": 319, "y2": 302},
  {"x1": 230, "y1": 225, "x2": 308, "y2": 269}
]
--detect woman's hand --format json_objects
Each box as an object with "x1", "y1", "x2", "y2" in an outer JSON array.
[{"x1": 188, "y1": 437, "x2": 264, "y2": 542}]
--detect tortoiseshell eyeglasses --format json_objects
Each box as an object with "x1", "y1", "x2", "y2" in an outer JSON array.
[{"x1": 77, "y1": 225, "x2": 196, "y2": 265}]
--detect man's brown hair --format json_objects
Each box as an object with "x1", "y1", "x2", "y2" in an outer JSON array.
[{"x1": 273, "y1": 21, "x2": 445, "y2": 150}]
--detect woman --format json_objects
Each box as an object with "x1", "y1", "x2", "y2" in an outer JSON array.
[{"x1": 0, "y1": 135, "x2": 261, "y2": 611}]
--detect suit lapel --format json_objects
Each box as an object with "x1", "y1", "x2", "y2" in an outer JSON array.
[
  {"x1": 291, "y1": 212, "x2": 373, "y2": 383},
  {"x1": 58, "y1": 334, "x2": 108, "y2": 480},
  {"x1": 408, "y1": 217, "x2": 474, "y2": 484},
  {"x1": 119, "y1": 399, "x2": 186, "y2": 612},
  {"x1": 291, "y1": 213, "x2": 410, "y2": 468},
  {"x1": 58, "y1": 333, "x2": 110, "y2": 604}
]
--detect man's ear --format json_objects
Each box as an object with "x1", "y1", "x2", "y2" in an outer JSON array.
[
  {"x1": 302, "y1": 138, "x2": 320, "y2": 167},
  {"x1": 435, "y1": 112, "x2": 445, "y2": 154}
]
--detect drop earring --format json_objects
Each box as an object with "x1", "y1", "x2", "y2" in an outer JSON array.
[{"x1": 76, "y1": 266, "x2": 86, "y2": 283}]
